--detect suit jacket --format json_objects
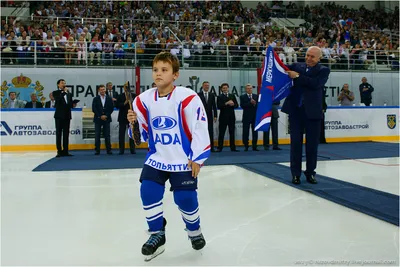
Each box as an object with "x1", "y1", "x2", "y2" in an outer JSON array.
[
  {"x1": 92, "y1": 95, "x2": 114, "y2": 123},
  {"x1": 3, "y1": 99, "x2": 25, "y2": 108},
  {"x1": 359, "y1": 82, "x2": 374, "y2": 102},
  {"x1": 198, "y1": 91, "x2": 217, "y2": 120},
  {"x1": 53, "y1": 89, "x2": 73, "y2": 120},
  {"x1": 240, "y1": 93, "x2": 258, "y2": 122},
  {"x1": 45, "y1": 100, "x2": 56, "y2": 108},
  {"x1": 117, "y1": 92, "x2": 136, "y2": 124},
  {"x1": 281, "y1": 63, "x2": 330, "y2": 120},
  {"x1": 24, "y1": 101, "x2": 43, "y2": 108},
  {"x1": 217, "y1": 93, "x2": 238, "y2": 121},
  {"x1": 106, "y1": 90, "x2": 119, "y2": 106}
]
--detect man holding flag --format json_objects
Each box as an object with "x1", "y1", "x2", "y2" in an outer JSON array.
[
  {"x1": 255, "y1": 45, "x2": 330, "y2": 185},
  {"x1": 282, "y1": 46, "x2": 330, "y2": 185}
]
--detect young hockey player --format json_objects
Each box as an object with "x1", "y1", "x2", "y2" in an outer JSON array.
[{"x1": 127, "y1": 52, "x2": 211, "y2": 261}]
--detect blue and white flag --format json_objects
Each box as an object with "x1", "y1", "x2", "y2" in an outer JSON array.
[{"x1": 255, "y1": 46, "x2": 292, "y2": 131}]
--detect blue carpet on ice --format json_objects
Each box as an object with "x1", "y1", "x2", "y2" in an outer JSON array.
[
  {"x1": 32, "y1": 142, "x2": 399, "y2": 226},
  {"x1": 239, "y1": 163, "x2": 399, "y2": 226}
]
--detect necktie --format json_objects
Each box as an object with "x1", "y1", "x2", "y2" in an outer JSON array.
[
  {"x1": 248, "y1": 94, "x2": 252, "y2": 99},
  {"x1": 205, "y1": 93, "x2": 208, "y2": 102}
]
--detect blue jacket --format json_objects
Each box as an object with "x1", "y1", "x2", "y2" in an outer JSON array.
[
  {"x1": 92, "y1": 95, "x2": 114, "y2": 123},
  {"x1": 281, "y1": 62, "x2": 330, "y2": 120}
]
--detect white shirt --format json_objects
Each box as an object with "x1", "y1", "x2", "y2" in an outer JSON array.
[
  {"x1": 132, "y1": 86, "x2": 210, "y2": 171},
  {"x1": 107, "y1": 90, "x2": 113, "y2": 98},
  {"x1": 10, "y1": 100, "x2": 15, "y2": 108},
  {"x1": 203, "y1": 91, "x2": 208, "y2": 102},
  {"x1": 100, "y1": 95, "x2": 106, "y2": 107}
]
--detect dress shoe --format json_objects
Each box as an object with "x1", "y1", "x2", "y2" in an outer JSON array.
[
  {"x1": 56, "y1": 153, "x2": 63, "y2": 157},
  {"x1": 215, "y1": 149, "x2": 222, "y2": 153},
  {"x1": 130, "y1": 151, "x2": 136, "y2": 154},
  {"x1": 231, "y1": 149, "x2": 240, "y2": 152},
  {"x1": 107, "y1": 151, "x2": 113, "y2": 155},
  {"x1": 64, "y1": 152, "x2": 73, "y2": 156},
  {"x1": 95, "y1": 152, "x2": 100, "y2": 155},
  {"x1": 264, "y1": 146, "x2": 269, "y2": 150},
  {"x1": 252, "y1": 147, "x2": 259, "y2": 151},
  {"x1": 211, "y1": 149, "x2": 216, "y2": 153},
  {"x1": 306, "y1": 174, "x2": 318, "y2": 184},
  {"x1": 292, "y1": 176, "x2": 301, "y2": 184},
  {"x1": 273, "y1": 147, "x2": 282, "y2": 150},
  {"x1": 244, "y1": 147, "x2": 249, "y2": 151},
  {"x1": 118, "y1": 152, "x2": 124, "y2": 155}
]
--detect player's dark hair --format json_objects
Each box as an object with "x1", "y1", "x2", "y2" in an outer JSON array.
[{"x1": 153, "y1": 52, "x2": 180, "y2": 73}]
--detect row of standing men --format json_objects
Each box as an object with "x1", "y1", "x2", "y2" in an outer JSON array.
[
  {"x1": 52, "y1": 80, "x2": 135, "y2": 156},
  {"x1": 198, "y1": 81, "x2": 281, "y2": 152},
  {"x1": 52, "y1": 79, "x2": 281, "y2": 157}
]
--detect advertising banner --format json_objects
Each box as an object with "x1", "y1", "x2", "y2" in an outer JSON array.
[
  {"x1": 1, "y1": 108, "x2": 398, "y2": 151},
  {"x1": 1, "y1": 68, "x2": 398, "y2": 108}
]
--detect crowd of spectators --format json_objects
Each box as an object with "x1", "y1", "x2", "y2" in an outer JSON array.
[{"x1": 0, "y1": 1, "x2": 399, "y2": 69}]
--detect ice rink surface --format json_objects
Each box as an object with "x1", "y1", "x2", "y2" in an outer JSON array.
[{"x1": 1, "y1": 152, "x2": 399, "y2": 266}]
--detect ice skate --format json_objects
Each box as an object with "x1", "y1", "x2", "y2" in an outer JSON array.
[
  {"x1": 189, "y1": 232, "x2": 206, "y2": 250},
  {"x1": 142, "y1": 218, "x2": 167, "y2": 261}
]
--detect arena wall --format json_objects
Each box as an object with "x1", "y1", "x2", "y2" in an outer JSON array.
[
  {"x1": 1, "y1": 68, "x2": 399, "y2": 107},
  {"x1": 1, "y1": 107, "x2": 398, "y2": 152}
]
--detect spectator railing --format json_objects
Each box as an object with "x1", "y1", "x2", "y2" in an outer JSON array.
[{"x1": 1, "y1": 41, "x2": 399, "y2": 71}]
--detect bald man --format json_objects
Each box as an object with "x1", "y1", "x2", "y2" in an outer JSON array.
[{"x1": 281, "y1": 46, "x2": 330, "y2": 185}]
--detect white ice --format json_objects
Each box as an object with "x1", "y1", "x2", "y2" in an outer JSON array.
[{"x1": 1, "y1": 152, "x2": 399, "y2": 266}]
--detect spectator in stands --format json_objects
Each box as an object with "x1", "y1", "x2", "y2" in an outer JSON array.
[
  {"x1": 102, "y1": 37, "x2": 114, "y2": 65},
  {"x1": 45, "y1": 92, "x2": 55, "y2": 108},
  {"x1": 283, "y1": 42, "x2": 297, "y2": 64},
  {"x1": 89, "y1": 36, "x2": 102, "y2": 65},
  {"x1": 3, "y1": 92, "x2": 25, "y2": 108},
  {"x1": 25, "y1": 93, "x2": 43, "y2": 108},
  {"x1": 123, "y1": 37, "x2": 135, "y2": 65},
  {"x1": 337, "y1": 84, "x2": 355, "y2": 106},
  {"x1": 76, "y1": 36, "x2": 87, "y2": 65},
  {"x1": 2, "y1": 35, "x2": 17, "y2": 64},
  {"x1": 64, "y1": 36, "x2": 76, "y2": 65}
]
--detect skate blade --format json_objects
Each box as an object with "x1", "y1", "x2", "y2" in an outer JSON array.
[{"x1": 144, "y1": 245, "x2": 165, "y2": 262}]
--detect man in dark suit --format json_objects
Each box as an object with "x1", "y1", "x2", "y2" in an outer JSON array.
[
  {"x1": 263, "y1": 101, "x2": 281, "y2": 150},
  {"x1": 217, "y1": 83, "x2": 239, "y2": 152},
  {"x1": 106, "y1": 82, "x2": 119, "y2": 106},
  {"x1": 240, "y1": 83, "x2": 258, "y2": 151},
  {"x1": 282, "y1": 46, "x2": 330, "y2": 185},
  {"x1": 24, "y1": 93, "x2": 43, "y2": 108},
  {"x1": 45, "y1": 92, "x2": 55, "y2": 108},
  {"x1": 359, "y1": 77, "x2": 374, "y2": 106},
  {"x1": 92, "y1": 85, "x2": 114, "y2": 155},
  {"x1": 52, "y1": 79, "x2": 73, "y2": 157},
  {"x1": 116, "y1": 90, "x2": 136, "y2": 155},
  {"x1": 198, "y1": 81, "x2": 217, "y2": 152}
]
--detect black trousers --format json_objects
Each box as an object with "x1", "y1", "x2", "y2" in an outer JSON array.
[
  {"x1": 218, "y1": 118, "x2": 236, "y2": 150},
  {"x1": 289, "y1": 106, "x2": 321, "y2": 177},
  {"x1": 95, "y1": 121, "x2": 111, "y2": 152},
  {"x1": 242, "y1": 119, "x2": 258, "y2": 148},
  {"x1": 207, "y1": 116, "x2": 215, "y2": 150},
  {"x1": 55, "y1": 119, "x2": 70, "y2": 154},
  {"x1": 119, "y1": 122, "x2": 135, "y2": 153},
  {"x1": 320, "y1": 113, "x2": 326, "y2": 143},
  {"x1": 263, "y1": 116, "x2": 278, "y2": 148}
]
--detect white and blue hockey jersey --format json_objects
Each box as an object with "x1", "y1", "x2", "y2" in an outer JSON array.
[{"x1": 132, "y1": 86, "x2": 211, "y2": 172}]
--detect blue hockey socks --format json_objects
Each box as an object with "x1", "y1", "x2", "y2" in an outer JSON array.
[{"x1": 140, "y1": 180, "x2": 165, "y2": 232}]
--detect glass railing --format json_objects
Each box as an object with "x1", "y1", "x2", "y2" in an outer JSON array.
[{"x1": 1, "y1": 40, "x2": 399, "y2": 71}]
